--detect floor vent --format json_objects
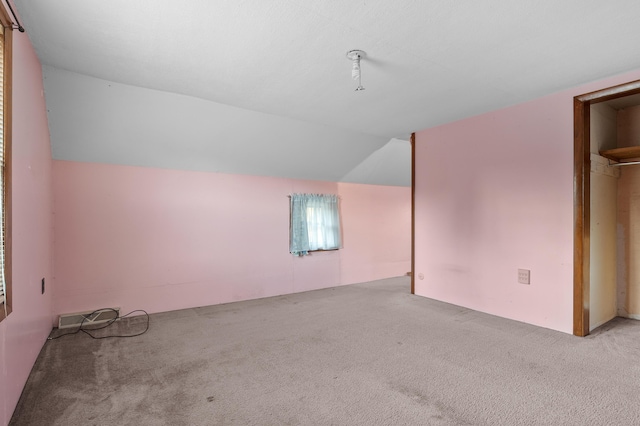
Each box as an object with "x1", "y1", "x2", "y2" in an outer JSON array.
[{"x1": 58, "y1": 308, "x2": 120, "y2": 329}]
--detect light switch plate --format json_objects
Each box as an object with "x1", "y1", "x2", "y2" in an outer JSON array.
[{"x1": 518, "y1": 269, "x2": 530, "y2": 285}]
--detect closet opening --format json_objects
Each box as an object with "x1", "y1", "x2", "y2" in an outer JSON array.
[{"x1": 574, "y1": 80, "x2": 640, "y2": 336}]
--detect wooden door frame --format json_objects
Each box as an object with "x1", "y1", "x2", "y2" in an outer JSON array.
[
  {"x1": 573, "y1": 79, "x2": 640, "y2": 336},
  {"x1": 410, "y1": 133, "x2": 416, "y2": 294}
]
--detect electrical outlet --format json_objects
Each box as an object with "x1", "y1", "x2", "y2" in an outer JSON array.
[
  {"x1": 41, "y1": 278, "x2": 45, "y2": 294},
  {"x1": 518, "y1": 269, "x2": 530, "y2": 285}
]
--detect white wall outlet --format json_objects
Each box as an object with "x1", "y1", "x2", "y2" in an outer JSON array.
[{"x1": 518, "y1": 269, "x2": 530, "y2": 285}]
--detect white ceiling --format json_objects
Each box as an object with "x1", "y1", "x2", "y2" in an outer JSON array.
[{"x1": 13, "y1": 1, "x2": 640, "y2": 185}]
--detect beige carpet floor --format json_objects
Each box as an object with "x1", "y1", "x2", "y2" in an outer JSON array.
[{"x1": 10, "y1": 277, "x2": 640, "y2": 425}]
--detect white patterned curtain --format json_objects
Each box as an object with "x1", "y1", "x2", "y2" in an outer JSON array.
[{"x1": 290, "y1": 194, "x2": 341, "y2": 256}]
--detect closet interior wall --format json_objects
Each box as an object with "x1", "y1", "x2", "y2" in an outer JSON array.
[
  {"x1": 616, "y1": 104, "x2": 640, "y2": 320},
  {"x1": 590, "y1": 100, "x2": 640, "y2": 331}
]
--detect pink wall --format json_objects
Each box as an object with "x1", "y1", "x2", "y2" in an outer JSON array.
[
  {"x1": 414, "y1": 69, "x2": 640, "y2": 334},
  {"x1": 0, "y1": 33, "x2": 53, "y2": 424},
  {"x1": 339, "y1": 182, "x2": 411, "y2": 284},
  {"x1": 52, "y1": 161, "x2": 410, "y2": 319}
]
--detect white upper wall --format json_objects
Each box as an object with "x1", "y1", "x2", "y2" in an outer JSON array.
[
  {"x1": 341, "y1": 138, "x2": 410, "y2": 186},
  {"x1": 44, "y1": 66, "x2": 393, "y2": 183}
]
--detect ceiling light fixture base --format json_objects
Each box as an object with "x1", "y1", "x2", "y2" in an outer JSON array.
[{"x1": 346, "y1": 50, "x2": 366, "y2": 60}]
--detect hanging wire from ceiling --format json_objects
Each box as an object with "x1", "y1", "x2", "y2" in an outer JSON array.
[
  {"x1": 346, "y1": 50, "x2": 366, "y2": 91},
  {"x1": 6, "y1": 1, "x2": 24, "y2": 32}
]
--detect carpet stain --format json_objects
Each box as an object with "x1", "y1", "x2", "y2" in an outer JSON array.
[
  {"x1": 389, "y1": 382, "x2": 476, "y2": 425},
  {"x1": 394, "y1": 383, "x2": 431, "y2": 406},
  {"x1": 528, "y1": 361, "x2": 545, "y2": 376}
]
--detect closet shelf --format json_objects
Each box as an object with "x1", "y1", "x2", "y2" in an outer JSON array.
[{"x1": 599, "y1": 146, "x2": 640, "y2": 161}]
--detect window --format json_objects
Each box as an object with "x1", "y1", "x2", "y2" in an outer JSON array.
[
  {"x1": 0, "y1": 13, "x2": 12, "y2": 322},
  {"x1": 290, "y1": 194, "x2": 341, "y2": 256}
]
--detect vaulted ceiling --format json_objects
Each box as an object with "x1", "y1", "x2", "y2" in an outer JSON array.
[{"x1": 13, "y1": 1, "x2": 640, "y2": 185}]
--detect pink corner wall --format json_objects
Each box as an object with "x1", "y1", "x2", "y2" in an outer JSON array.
[
  {"x1": 0, "y1": 33, "x2": 53, "y2": 424},
  {"x1": 414, "y1": 69, "x2": 640, "y2": 334},
  {"x1": 52, "y1": 161, "x2": 410, "y2": 319},
  {"x1": 339, "y1": 182, "x2": 411, "y2": 284}
]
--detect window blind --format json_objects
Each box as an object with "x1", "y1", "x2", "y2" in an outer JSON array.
[{"x1": 0, "y1": 24, "x2": 5, "y2": 306}]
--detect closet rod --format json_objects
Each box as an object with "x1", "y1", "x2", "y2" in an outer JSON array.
[{"x1": 609, "y1": 160, "x2": 640, "y2": 167}]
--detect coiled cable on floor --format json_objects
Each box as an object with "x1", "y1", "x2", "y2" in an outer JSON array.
[{"x1": 47, "y1": 308, "x2": 149, "y2": 340}]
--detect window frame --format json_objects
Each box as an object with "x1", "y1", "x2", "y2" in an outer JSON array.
[{"x1": 0, "y1": 6, "x2": 13, "y2": 323}]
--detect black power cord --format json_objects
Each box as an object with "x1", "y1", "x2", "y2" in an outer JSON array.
[{"x1": 48, "y1": 308, "x2": 149, "y2": 340}]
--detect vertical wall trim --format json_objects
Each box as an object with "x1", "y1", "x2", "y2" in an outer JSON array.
[
  {"x1": 573, "y1": 98, "x2": 589, "y2": 336},
  {"x1": 410, "y1": 132, "x2": 416, "y2": 294},
  {"x1": 0, "y1": 6, "x2": 13, "y2": 321}
]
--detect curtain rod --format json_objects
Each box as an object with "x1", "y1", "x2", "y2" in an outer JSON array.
[
  {"x1": 287, "y1": 194, "x2": 341, "y2": 198},
  {"x1": 6, "y1": 1, "x2": 24, "y2": 32}
]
